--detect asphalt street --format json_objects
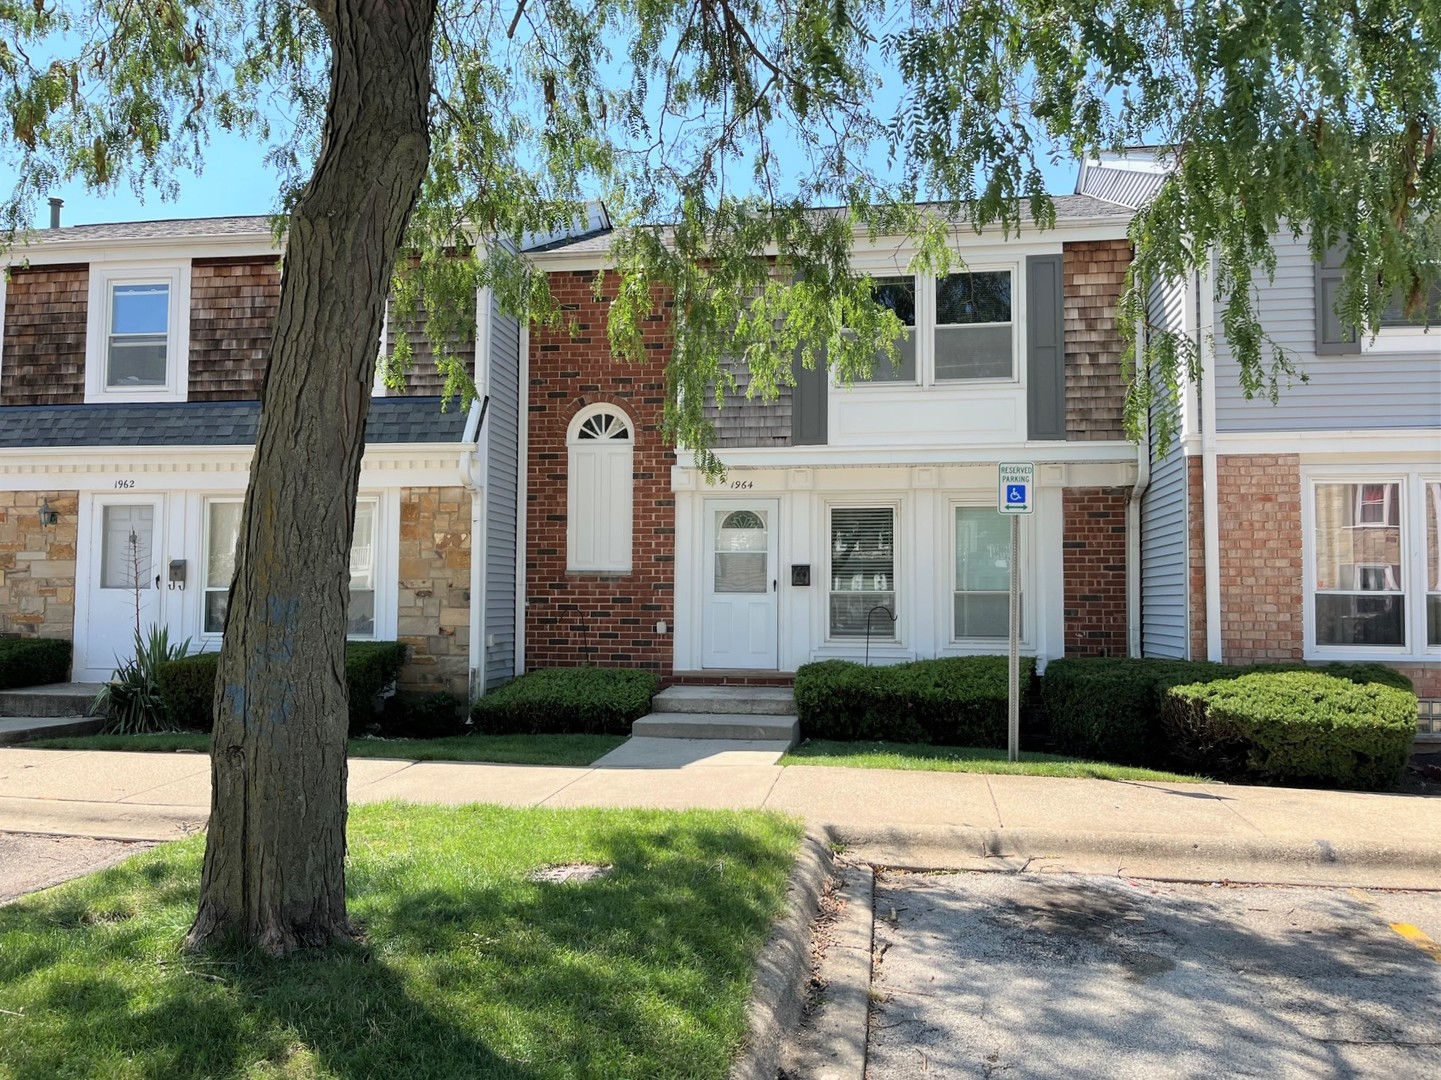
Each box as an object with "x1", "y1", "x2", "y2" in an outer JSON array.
[{"x1": 868, "y1": 871, "x2": 1441, "y2": 1080}]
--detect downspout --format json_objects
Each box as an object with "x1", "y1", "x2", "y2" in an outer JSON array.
[
  {"x1": 1199, "y1": 259, "x2": 1223, "y2": 662},
  {"x1": 461, "y1": 394, "x2": 489, "y2": 700},
  {"x1": 1127, "y1": 284, "x2": 1152, "y2": 658},
  {"x1": 514, "y1": 321, "x2": 529, "y2": 679}
]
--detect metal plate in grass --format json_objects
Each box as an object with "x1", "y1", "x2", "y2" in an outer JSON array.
[{"x1": 529, "y1": 863, "x2": 613, "y2": 884}]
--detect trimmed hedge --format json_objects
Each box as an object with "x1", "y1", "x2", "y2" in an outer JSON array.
[
  {"x1": 0, "y1": 637, "x2": 71, "y2": 691},
  {"x1": 471, "y1": 667, "x2": 659, "y2": 735},
  {"x1": 155, "y1": 641, "x2": 410, "y2": 733},
  {"x1": 794, "y1": 656, "x2": 1035, "y2": 747},
  {"x1": 1043, "y1": 658, "x2": 1416, "y2": 766},
  {"x1": 1163, "y1": 672, "x2": 1417, "y2": 790}
]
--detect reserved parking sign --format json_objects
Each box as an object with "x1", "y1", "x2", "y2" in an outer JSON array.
[{"x1": 998, "y1": 462, "x2": 1034, "y2": 515}]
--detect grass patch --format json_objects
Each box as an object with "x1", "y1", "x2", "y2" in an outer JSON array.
[
  {"x1": 21, "y1": 733, "x2": 627, "y2": 767},
  {"x1": 0, "y1": 803, "x2": 802, "y2": 1079},
  {"x1": 781, "y1": 739, "x2": 1208, "y2": 782}
]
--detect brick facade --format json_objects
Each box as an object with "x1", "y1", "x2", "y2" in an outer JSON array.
[
  {"x1": 0, "y1": 265, "x2": 87, "y2": 406},
  {"x1": 1062, "y1": 487, "x2": 1129, "y2": 657},
  {"x1": 525, "y1": 271, "x2": 676, "y2": 675},
  {"x1": 396, "y1": 486, "x2": 472, "y2": 698},
  {"x1": 0, "y1": 491, "x2": 78, "y2": 640},
  {"x1": 187, "y1": 256, "x2": 281, "y2": 401},
  {"x1": 1216, "y1": 454, "x2": 1304, "y2": 663},
  {"x1": 1063, "y1": 240, "x2": 1129, "y2": 441}
]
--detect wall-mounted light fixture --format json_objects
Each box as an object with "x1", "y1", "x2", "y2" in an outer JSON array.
[{"x1": 38, "y1": 498, "x2": 60, "y2": 528}]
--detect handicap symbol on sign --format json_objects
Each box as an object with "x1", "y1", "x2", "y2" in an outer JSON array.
[{"x1": 1006, "y1": 484, "x2": 1027, "y2": 504}]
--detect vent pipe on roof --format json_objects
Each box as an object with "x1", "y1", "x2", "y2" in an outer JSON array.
[{"x1": 48, "y1": 197, "x2": 63, "y2": 229}]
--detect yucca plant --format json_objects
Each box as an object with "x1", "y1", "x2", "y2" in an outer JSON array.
[{"x1": 94, "y1": 625, "x2": 193, "y2": 735}]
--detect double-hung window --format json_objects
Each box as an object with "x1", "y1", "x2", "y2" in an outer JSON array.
[
  {"x1": 201, "y1": 497, "x2": 380, "y2": 638},
  {"x1": 855, "y1": 269, "x2": 1016, "y2": 385},
  {"x1": 1309, "y1": 473, "x2": 1440, "y2": 654},
  {"x1": 85, "y1": 265, "x2": 190, "y2": 402},
  {"x1": 828, "y1": 507, "x2": 896, "y2": 640},
  {"x1": 953, "y1": 506, "x2": 1016, "y2": 640}
]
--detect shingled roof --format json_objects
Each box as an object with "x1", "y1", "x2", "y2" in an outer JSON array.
[{"x1": 0, "y1": 397, "x2": 470, "y2": 449}]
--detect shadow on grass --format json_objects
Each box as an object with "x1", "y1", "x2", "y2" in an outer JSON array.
[{"x1": 0, "y1": 805, "x2": 800, "y2": 1080}]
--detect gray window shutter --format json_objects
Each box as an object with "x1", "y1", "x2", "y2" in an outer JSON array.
[
  {"x1": 791, "y1": 342, "x2": 828, "y2": 445},
  {"x1": 1026, "y1": 254, "x2": 1066, "y2": 441},
  {"x1": 1315, "y1": 247, "x2": 1360, "y2": 354}
]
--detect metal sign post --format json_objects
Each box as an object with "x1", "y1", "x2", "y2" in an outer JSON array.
[{"x1": 998, "y1": 463, "x2": 1034, "y2": 763}]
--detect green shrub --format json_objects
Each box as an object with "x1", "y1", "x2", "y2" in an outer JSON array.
[
  {"x1": 794, "y1": 656, "x2": 1035, "y2": 747},
  {"x1": 0, "y1": 637, "x2": 71, "y2": 690},
  {"x1": 1042, "y1": 658, "x2": 1416, "y2": 767},
  {"x1": 1042, "y1": 658, "x2": 1232, "y2": 765},
  {"x1": 156, "y1": 641, "x2": 410, "y2": 734},
  {"x1": 1163, "y1": 672, "x2": 1417, "y2": 790},
  {"x1": 377, "y1": 691, "x2": 468, "y2": 739},
  {"x1": 471, "y1": 667, "x2": 659, "y2": 735}
]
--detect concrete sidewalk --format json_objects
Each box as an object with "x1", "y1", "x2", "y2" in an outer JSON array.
[{"x1": 2, "y1": 746, "x2": 1439, "y2": 887}]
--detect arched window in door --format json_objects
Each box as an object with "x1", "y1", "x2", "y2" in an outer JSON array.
[{"x1": 567, "y1": 404, "x2": 634, "y2": 572}]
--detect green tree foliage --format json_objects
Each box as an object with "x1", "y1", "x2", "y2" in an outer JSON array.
[{"x1": 4, "y1": 1, "x2": 1435, "y2": 462}]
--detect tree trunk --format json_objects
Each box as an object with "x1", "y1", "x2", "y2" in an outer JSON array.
[{"x1": 186, "y1": 0, "x2": 435, "y2": 955}]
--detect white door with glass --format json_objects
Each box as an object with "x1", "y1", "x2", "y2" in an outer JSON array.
[
  {"x1": 702, "y1": 501, "x2": 779, "y2": 668},
  {"x1": 81, "y1": 497, "x2": 166, "y2": 679}
]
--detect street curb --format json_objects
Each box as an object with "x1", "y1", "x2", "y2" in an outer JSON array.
[
  {"x1": 831, "y1": 824, "x2": 1441, "y2": 890},
  {"x1": 782, "y1": 860, "x2": 874, "y2": 1080},
  {"x1": 730, "y1": 829, "x2": 834, "y2": 1080}
]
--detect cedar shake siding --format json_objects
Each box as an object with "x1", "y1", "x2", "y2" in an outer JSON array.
[
  {"x1": 384, "y1": 297, "x2": 477, "y2": 397},
  {"x1": 187, "y1": 256, "x2": 282, "y2": 401},
  {"x1": 0, "y1": 264, "x2": 87, "y2": 406},
  {"x1": 704, "y1": 357, "x2": 794, "y2": 447},
  {"x1": 1063, "y1": 239, "x2": 1129, "y2": 441},
  {"x1": 526, "y1": 270, "x2": 676, "y2": 674}
]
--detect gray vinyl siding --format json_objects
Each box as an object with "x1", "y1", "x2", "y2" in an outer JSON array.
[
  {"x1": 1140, "y1": 278, "x2": 1189, "y2": 658},
  {"x1": 484, "y1": 289, "x2": 521, "y2": 692},
  {"x1": 1214, "y1": 231, "x2": 1441, "y2": 431}
]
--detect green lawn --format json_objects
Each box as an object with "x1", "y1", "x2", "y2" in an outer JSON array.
[
  {"x1": 0, "y1": 803, "x2": 802, "y2": 1079},
  {"x1": 21, "y1": 732, "x2": 627, "y2": 767},
  {"x1": 781, "y1": 739, "x2": 1207, "y2": 782}
]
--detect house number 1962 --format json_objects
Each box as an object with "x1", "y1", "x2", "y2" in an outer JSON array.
[
  {"x1": 113, "y1": 479, "x2": 136, "y2": 489},
  {"x1": 730, "y1": 480, "x2": 753, "y2": 489}
]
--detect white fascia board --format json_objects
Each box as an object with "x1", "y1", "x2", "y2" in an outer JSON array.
[
  {"x1": 7, "y1": 235, "x2": 280, "y2": 266},
  {"x1": 526, "y1": 217, "x2": 1134, "y2": 274},
  {"x1": 697, "y1": 441, "x2": 1139, "y2": 469},
  {"x1": 1214, "y1": 429, "x2": 1441, "y2": 460}
]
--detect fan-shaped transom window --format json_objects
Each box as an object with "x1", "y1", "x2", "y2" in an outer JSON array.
[
  {"x1": 567, "y1": 404, "x2": 635, "y2": 572},
  {"x1": 574, "y1": 409, "x2": 631, "y2": 441},
  {"x1": 721, "y1": 510, "x2": 764, "y2": 531}
]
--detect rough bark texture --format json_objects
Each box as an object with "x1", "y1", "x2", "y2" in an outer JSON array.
[{"x1": 187, "y1": 0, "x2": 435, "y2": 954}]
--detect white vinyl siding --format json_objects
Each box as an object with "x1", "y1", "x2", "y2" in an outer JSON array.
[{"x1": 567, "y1": 405, "x2": 633, "y2": 573}]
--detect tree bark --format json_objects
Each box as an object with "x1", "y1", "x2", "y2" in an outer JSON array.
[{"x1": 186, "y1": 0, "x2": 435, "y2": 955}]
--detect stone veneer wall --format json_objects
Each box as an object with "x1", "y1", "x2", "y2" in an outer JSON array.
[
  {"x1": 0, "y1": 265, "x2": 87, "y2": 406},
  {"x1": 1062, "y1": 487, "x2": 1129, "y2": 657},
  {"x1": 525, "y1": 270, "x2": 676, "y2": 675},
  {"x1": 396, "y1": 487, "x2": 471, "y2": 698},
  {"x1": 1062, "y1": 240, "x2": 1129, "y2": 441},
  {"x1": 0, "y1": 491, "x2": 78, "y2": 640}
]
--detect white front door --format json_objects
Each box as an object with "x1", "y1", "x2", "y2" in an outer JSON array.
[
  {"x1": 702, "y1": 500, "x2": 779, "y2": 669},
  {"x1": 78, "y1": 495, "x2": 167, "y2": 679}
]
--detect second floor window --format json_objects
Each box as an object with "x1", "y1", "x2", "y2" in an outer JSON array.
[
  {"x1": 107, "y1": 283, "x2": 170, "y2": 388},
  {"x1": 856, "y1": 268, "x2": 1017, "y2": 385}
]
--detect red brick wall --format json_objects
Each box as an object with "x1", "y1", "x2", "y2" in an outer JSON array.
[
  {"x1": 1, "y1": 264, "x2": 87, "y2": 406},
  {"x1": 1187, "y1": 454, "x2": 1207, "y2": 660},
  {"x1": 1216, "y1": 454, "x2": 1304, "y2": 662},
  {"x1": 1062, "y1": 487, "x2": 1129, "y2": 657},
  {"x1": 1392, "y1": 663, "x2": 1441, "y2": 700},
  {"x1": 525, "y1": 271, "x2": 676, "y2": 674},
  {"x1": 1063, "y1": 240, "x2": 1129, "y2": 441},
  {"x1": 187, "y1": 256, "x2": 281, "y2": 401}
]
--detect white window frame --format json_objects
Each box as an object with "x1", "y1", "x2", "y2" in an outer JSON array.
[
  {"x1": 1303, "y1": 468, "x2": 1439, "y2": 661},
  {"x1": 566, "y1": 403, "x2": 634, "y2": 573},
  {"x1": 950, "y1": 501, "x2": 1032, "y2": 648},
  {"x1": 85, "y1": 262, "x2": 191, "y2": 403},
  {"x1": 825, "y1": 502, "x2": 902, "y2": 645},
  {"x1": 851, "y1": 262, "x2": 1021, "y2": 389}
]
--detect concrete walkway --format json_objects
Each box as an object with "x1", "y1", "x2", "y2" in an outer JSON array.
[{"x1": 2, "y1": 745, "x2": 1439, "y2": 887}]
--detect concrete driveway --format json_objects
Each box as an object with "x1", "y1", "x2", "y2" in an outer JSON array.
[{"x1": 868, "y1": 871, "x2": 1441, "y2": 1079}]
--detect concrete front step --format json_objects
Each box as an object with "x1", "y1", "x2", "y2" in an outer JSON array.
[
  {"x1": 0, "y1": 715, "x2": 106, "y2": 746},
  {"x1": 652, "y1": 685, "x2": 796, "y2": 716},
  {"x1": 633, "y1": 712, "x2": 799, "y2": 744},
  {"x1": 0, "y1": 683, "x2": 105, "y2": 718}
]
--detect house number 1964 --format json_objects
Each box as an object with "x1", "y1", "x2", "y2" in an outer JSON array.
[
  {"x1": 113, "y1": 480, "x2": 136, "y2": 489},
  {"x1": 730, "y1": 480, "x2": 753, "y2": 489}
]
